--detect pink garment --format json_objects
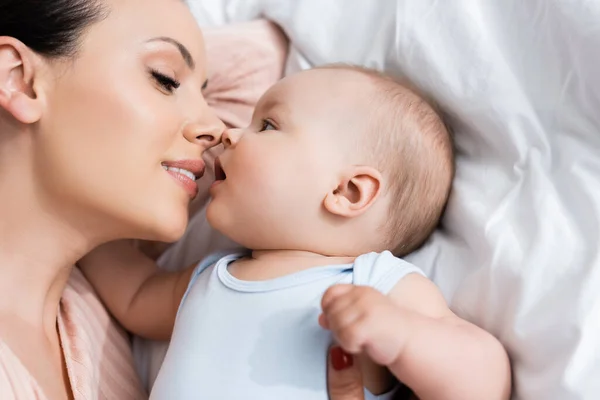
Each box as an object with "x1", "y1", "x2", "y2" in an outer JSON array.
[{"x1": 0, "y1": 268, "x2": 146, "y2": 400}]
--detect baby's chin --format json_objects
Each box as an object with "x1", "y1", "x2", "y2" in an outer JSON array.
[
  {"x1": 205, "y1": 201, "x2": 235, "y2": 239},
  {"x1": 204, "y1": 211, "x2": 259, "y2": 250}
]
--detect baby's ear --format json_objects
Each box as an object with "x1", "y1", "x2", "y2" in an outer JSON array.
[{"x1": 323, "y1": 166, "x2": 382, "y2": 218}]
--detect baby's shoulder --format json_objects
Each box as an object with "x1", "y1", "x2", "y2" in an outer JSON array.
[{"x1": 352, "y1": 251, "x2": 426, "y2": 295}]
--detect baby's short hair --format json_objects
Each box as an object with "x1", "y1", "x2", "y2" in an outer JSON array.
[{"x1": 319, "y1": 64, "x2": 455, "y2": 256}]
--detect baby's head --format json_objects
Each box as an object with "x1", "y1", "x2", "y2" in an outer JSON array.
[{"x1": 207, "y1": 65, "x2": 453, "y2": 257}]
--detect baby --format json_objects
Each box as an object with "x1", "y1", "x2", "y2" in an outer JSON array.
[{"x1": 79, "y1": 66, "x2": 511, "y2": 399}]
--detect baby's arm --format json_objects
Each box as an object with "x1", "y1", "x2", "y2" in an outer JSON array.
[
  {"x1": 320, "y1": 275, "x2": 511, "y2": 400},
  {"x1": 78, "y1": 241, "x2": 194, "y2": 341}
]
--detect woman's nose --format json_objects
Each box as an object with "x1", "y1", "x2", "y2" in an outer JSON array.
[
  {"x1": 222, "y1": 128, "x2": 243, "y2": 149},
  {"x1": 183, "y1": 110, "x2": 225, "y2": 150}
]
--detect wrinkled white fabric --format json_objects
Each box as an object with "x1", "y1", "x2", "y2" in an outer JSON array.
[{"x1": 137, "y1": 1, "x2": 600, "y2": 399}]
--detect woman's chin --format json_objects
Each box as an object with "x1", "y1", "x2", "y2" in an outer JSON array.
[{"x1": 142, "y1": 209, "x2": 189, "y2": 243}]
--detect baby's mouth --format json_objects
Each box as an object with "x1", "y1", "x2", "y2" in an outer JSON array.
[{"x1": 214, "y1": 158, "x2": 227, "y2": 182}]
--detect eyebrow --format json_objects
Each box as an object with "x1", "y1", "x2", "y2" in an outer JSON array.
[
  {"x1": 257, "y1": 97, "x2": 290, "y2": 123},
  {"x1": 260, "y1": 98, "x2": 282, "y2": 112},
  {"x1": 147, "y1": 37, "x2": 195, "y2": 70},
  {"x1": 261, "y1": 99, "x2": 289, "y2": 118}
]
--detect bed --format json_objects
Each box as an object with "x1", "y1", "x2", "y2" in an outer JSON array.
[{"x1": 136, "y1": 1, "x2": 600, "y2": 398}]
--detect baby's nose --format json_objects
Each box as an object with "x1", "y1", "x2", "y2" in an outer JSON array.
[{"x1": 222, "y1": 128, "x2": 243, "y2": 148}]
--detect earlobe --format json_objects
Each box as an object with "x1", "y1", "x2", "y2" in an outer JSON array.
[
  {"x1": 323, "y1": 166, "x2": 382, "y2": 218},
  {"x1": 0, "y1": 39, "x2": 44, "y2": 124}
]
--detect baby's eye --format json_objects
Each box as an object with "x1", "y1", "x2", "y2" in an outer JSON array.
[{"x1": 260, "y1": 119, "x2": 277, "y2": 132}]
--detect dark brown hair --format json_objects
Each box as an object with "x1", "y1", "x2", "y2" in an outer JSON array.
[{"x1": 1, "y1": 0, "x2": 108, "y2": 57}]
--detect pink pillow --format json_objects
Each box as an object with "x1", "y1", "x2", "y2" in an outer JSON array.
[{"x1": 203, "y1": 19, "x2": 288, "y2": 129}]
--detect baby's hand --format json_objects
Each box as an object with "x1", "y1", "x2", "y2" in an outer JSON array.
[{"x1": 319, "y1": 285, "x2": 408, "y2": 367}]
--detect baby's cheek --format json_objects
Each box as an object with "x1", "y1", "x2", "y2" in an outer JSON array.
[{"x1": 238, "y1": 148, "x2": 283, "y2": 186}]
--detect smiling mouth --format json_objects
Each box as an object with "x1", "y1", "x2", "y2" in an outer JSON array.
[
  {"x1": 161, "y1": 165, "x2": 197, "y2": 180},
  {"x1": 214, "y1": 158, "x2": 227, "y2": 182},
  {"x1": 160, "y1": 159, "x2": 206, "y2": 181},
  {"x1": 161, "y1": 159, "x2": 205, "y2": 199}
]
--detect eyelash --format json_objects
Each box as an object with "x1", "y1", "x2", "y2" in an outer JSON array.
[
  {"x1": 260, "y1": 119, "x2": 277, "y2": 132},
  {"x1": 150, "y1": 70, "x2": 180, "y2": 94}
]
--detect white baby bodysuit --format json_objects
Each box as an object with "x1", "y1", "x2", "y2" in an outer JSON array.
[{"x1": 150, "y1": 251, "x2": 424, "y2": 400}]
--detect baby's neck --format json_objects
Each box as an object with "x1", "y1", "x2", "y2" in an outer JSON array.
[{"x1": 227, "y1": 249, "x2": 356, "y2": 281}]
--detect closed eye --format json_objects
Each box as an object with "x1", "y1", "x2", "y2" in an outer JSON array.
[
  {"x1": 260, "y1": 119, "x2": 277, "y2": 132},
  {"x1": 150, "y1": 69, "x2": 181, "y2": 94}
]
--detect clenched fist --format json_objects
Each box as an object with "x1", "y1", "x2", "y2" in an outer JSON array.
[{"x1": 319, "y1": 284, "x2": 411, "y2": 367}]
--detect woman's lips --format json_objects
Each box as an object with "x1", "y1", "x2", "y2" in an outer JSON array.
[
  {"x1": 162, "y1": 159, "x2": 205, "y2": 199},
  {"x1": 166, "y1": 169, "x2": 199, "y2": 199}
]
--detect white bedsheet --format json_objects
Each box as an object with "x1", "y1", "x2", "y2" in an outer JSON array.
[{"x1": 140, "y1": 1, "x2": 600, "y2": 398}]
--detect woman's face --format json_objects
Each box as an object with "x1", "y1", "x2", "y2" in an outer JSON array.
[{"x1": 36, "y1": 0, "x2": 224, "y2": 242}]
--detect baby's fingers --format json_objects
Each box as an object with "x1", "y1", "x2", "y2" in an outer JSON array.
[
  {"x1": 321, "y1": 285, "x2": 362, "y2": 333},
  {"x1": 321, "y1": 284, "x2": 355, "y2": 310},
  {"x1": 331, "y1": 317, "x2": 369, "y2": 354},
  {"x1": 318, "y1": 312, "x2": 329, "y2": 329}
]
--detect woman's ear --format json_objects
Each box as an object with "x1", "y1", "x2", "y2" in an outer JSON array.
[
  {"x1": 323, "y1": 166, "x2": 382, "y2": 218},
  {"x1": 0, "y1": 38, "x2": 44, "y2": 124}
]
